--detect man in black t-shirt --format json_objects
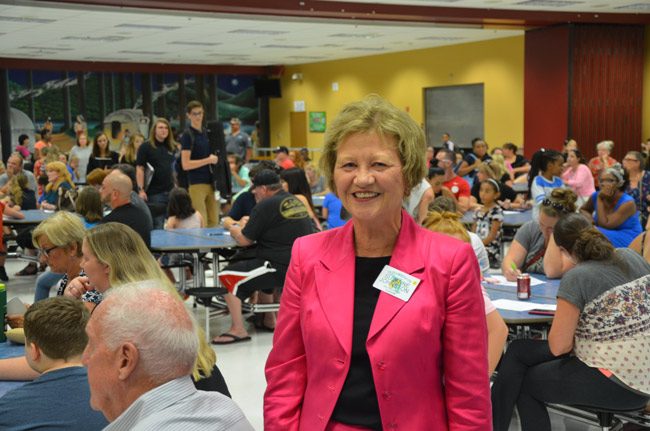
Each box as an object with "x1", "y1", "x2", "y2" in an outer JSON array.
[
  {"x1": 100, "y1": 171, "x2": 153, "y2": 247},
  {"x1": 212, "y1": 169, "x2": 314, "y2": 345}
]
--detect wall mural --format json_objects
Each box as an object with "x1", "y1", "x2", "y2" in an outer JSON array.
[{"x1": 6, "y1": 70, "x2": 259, "y2": 154}]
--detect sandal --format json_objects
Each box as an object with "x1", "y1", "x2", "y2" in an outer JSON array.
[
  {"x1": 211, "y1": 333, "x2": 251, "y2": 345},
  {"x1": 15, "y1": 264, "x2": 37, "y2": 276}
]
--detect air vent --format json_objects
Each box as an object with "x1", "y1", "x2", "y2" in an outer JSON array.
[
  {"x1": 119, "y1": 50, "x2": 165, "y2": 55},
  {"x1": 63, "y1": 35, "x2": 130, "y2": 42},
  {"x1": 417, "y1": 36, "x2": 465, "y2": 41},
  {"x1": 115, "y1": 23, "x2": 181, "y2": 30},
  {"x1": 169, "y1": 41, "x2": 221, "y2": 46},
  {"x1": 261, "y1": 44, "x2": 308, "y2": 49},
  {"x1": 515, "y1": 0, "x2": 581, "y2": 7},
  {"x1": 330, "y1": 33, "x2": 382, "y2": 38},
  {"x1": 229, "y1": 29, "x2": 289, "y2": 35},
  {"x1": 616, "y1": 3, "x2": 650, "y2": 10},
  {"x1": 0, "y1": 16, "x2": 56, "y2": 24},
  {"x1": 345, "y1": 47, "x2": 386, "y2": 51}
]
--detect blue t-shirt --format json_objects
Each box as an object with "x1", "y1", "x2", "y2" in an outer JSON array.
[
  {"x1": 0, "y1": 366, "x2": 108, "y2": 430},
  {"x1": 592, "y1": 192, "x2": 643, "y2": 248},
  {"x1": 39, "y1": 182, "x2": 73, "y2": 205},
  {"x1": 181, "y1": 127, "x2": 213, "y2": 185},
  {"x1": 323, "y1": 192, "x2": 346, "y2": 228}
]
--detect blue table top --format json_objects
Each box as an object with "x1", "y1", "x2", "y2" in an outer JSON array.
[
  {"x1": 150, "y1": 229, "x2": 237, "y2": 252},
  {"x1": 484, "y1": 275, "x2": 559, "y2": 324},
  {"x1": 0, "y1": 341, "x2": 29, "y2": 396},
  {"x1": 3, "y1": 209, "x2": 54, "y2": 226}
]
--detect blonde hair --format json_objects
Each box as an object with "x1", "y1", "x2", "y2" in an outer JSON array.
[
  {"x1": 289, "y1": 150, "x2": 306, "y2": 170},
  {"x1": 44, "y1": 161, "x2": 74, "y2": 193},
  {"x1": 423, "y1": 211, "x2": 470, "y2": 243},
  {"x1": 320, "y1": 95, "x2": 426, "y2": 196},
  {"x1": 596, "y1": 140, "x2": 614, "y2": 152},
  {"x1": 84, "y1": 223, "x2": 215, "y2": 381},
  {"x1": 489, "y1": 154, "x2": 508, "y2": 179},
  {"x1": 32, "y1": 211, "x2": 84, "y2": 256},
  {"x1": 8, "y1": 173, "x2": 28, "y2": 207},
  {"x1": 540, "y1": 188, "x2": 578, "y2": 218}
]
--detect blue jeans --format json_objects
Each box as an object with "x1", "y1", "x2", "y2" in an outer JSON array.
[
  {"x1": 34, "y1": 270, "x2": 64, "y2": 302},
  {"x1": 147, "y1": 191, "x2": 170, "y2": 230}
]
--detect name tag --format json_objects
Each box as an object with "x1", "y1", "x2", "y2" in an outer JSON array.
[{"x1": 373, "y1": 265, "x2": 421, "y2": 302}]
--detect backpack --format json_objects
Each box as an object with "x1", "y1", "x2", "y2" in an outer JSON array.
[{"x1": 174, "y1": 129, "x2": 194, "y2": 189}]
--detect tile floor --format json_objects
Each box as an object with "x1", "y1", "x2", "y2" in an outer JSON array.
[{"x1": 3, "y1": 257, "x2": 639, "y2": 431}]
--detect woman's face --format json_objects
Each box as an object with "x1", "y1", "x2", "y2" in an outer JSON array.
[
  {"x1": 37, "y1": 235, "x2": 69, "y2": 274},
  {"x1": 502, "y1": 147, "x2": 513, "y2": 158},
  {"x1": 426, "y1": 147, "x2": 434, "y2": 162},
  {"x1": 567, "y1": 151, "x2": 579, "y2": 167},
  {"x1": 154, "y1": 122, "x2": 169, "y2": 142},
  {"x1": 46, "y1": 168, "x2": 59, "y2": 183},
  {"x1": 96, "y1": 134, "x2": 108, "y2": 151},
  {"x1": 81, "y1": 239, "x2": 110, "y2": 292},
  {"x1": 477, "y1": 170, "x2": 488, "y2": 183},
  {"x1": 333, "y1": 132, "x2": 404, "y2": 225},
  {"x1": 565, "y1": 140, "x2": 577, "y2": 152},
  {"x1": 428, "y1": 174, "x2": 443, "y2": 194},
  {"x1": 597, "y1": 147, "x2": 609, "y2": 158},
  {"x1": 133, "y1": 136, "x2": 144, "y2": 149},
  {"x1": 599, "y1": 173, "x2": 619, "y2": 196},
  {"x1": 473, "y1": 141, "x2": 488, "y2": 157},
  {"x1": 622, "y1": 153, "x2": 641, "y2": 172},
  {"x1": 479, "y1": 182, "x2": 498, "y2": 204},
  {"x1": 78, "y1": 134, "x2": 88, "y2": 147},
  {"x1": 538, "y1": 212, "x2": 558, "y2": 242}
]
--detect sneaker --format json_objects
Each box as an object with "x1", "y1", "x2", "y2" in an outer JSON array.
[{"x1": 0, "y1": 266, "x2": 8, "y2": 282}]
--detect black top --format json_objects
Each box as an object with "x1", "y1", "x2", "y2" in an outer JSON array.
[
  {"x1": 510, "y1": 154, "x2": 528, "y2": 169},
  {"x1": 331, "y1": 256, "x2": 390, "y2": 430},
  {"x1": 87, "y1": 152, "x2": 119, "y2": 173},
  {"x1": 21, "y1": 189, "x2": 37, "y2": 210},
  {"x1": 241, "y1": 190, "x2": 314, "y2": 267},
  {"x1": 181, "y1": 127, "x2": 213, "y2": 185},
  {"x1": 228, "y1": 191, "x2": 256, "y2": 220},
  {"x1": 136, "y1": 140, "x2": 175, "y2": 194},
  {"x1": 100, "y1": 202, "x2": 153, "y2": 247}
]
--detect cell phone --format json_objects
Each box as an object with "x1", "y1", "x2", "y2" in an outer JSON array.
[{"x1": 528, "y1": 309, "x2": 555, "y2": 316}]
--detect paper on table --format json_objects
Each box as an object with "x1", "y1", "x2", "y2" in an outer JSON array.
[
  {"x1": 492, "y1": 299, "x2": 556, "y2": 312},
  {"x1": 483, "y1": 275, "x2": 544, "y2": 287},
  {"x1": 6, "y1": 297, "x2": 26, "y2": 315}
]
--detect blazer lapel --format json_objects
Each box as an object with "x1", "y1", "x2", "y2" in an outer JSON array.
[
  {"x1": 367, "y1": 212, "x2": 426, "y2": 341},
  {"x1": 315, "y1": 223, "x2": 356, "y2": 355}
]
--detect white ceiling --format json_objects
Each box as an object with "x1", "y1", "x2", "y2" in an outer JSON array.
[{"x1": 0, "y1": 0, "x2": 646, "y2": 66}]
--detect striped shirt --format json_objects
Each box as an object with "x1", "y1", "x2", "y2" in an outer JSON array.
[
  {"x1": 531, "y1": 175, "x2": 564, "y2": 220},
  {"x1": 104, "y1": 376, "x2": 253, "y2": 431}
]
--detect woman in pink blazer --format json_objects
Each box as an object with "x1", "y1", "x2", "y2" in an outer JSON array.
[{"x1": 264, "y1": 95, "x2": 492, "y2": 431}]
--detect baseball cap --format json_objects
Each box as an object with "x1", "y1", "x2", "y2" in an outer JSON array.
[
  {"x1": 250, "y1": 169, "x2": 281, "y2": 190},
  {"x1": 273, "y1": 146, "x2": 289, "y2": 154}
]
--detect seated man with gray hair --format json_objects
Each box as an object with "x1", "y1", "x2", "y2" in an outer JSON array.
[{"x1": 82, "y1": 282, "x2": 253, "y2": 430}]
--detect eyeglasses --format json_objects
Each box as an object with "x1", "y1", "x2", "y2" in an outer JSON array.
[
  {"x1": 541, "y1": 199, "x2": 570, "y2": 213},
  {"x1": 38, "y1": 245, "x2": 59, "y2": 257},
  {"x1": 189, "y1": 111, "x2": 204, "y2": 117}
]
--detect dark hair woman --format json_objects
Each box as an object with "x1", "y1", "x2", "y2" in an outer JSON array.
[
  {"x1": 279, "y1": 168, "x2": 322, "y2": 231},
  {"x1": 492, "y1": 213, "x2": 650, "y2": 431}
]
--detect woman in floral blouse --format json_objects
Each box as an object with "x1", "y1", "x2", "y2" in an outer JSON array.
[
  {"x1": 587, "y1": 140, "x2": 618, "y2": 188},
  {"x1": 623, "y1": 150, "x2": 650, "y2": 229},
  {"x1": 492, "y1": 213, "x2": 650, "y2": 431}
]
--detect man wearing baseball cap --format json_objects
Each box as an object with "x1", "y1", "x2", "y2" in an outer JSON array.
[
  {"x1": 273, "y1": 146, "x2": 295, "y2": 170},
  {"x1": 213, "y1": 169, "x2": 314, "y2": 344}
]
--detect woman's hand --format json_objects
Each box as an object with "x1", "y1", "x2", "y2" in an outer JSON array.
[{"x1": 64, "y1": 276, "x2": 93, "y2": 299}]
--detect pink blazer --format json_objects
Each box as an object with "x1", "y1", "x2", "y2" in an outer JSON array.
[{"x1": 264, "y1": 211, "x2": 492, "y2": 430}]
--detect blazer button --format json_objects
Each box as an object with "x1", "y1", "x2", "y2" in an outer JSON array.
[
  {"x1": 318, "y1": 414, "x2": 325, "y2": 421},
  {"x1": 327, "y1": 384, "x2": 335, "y2": 391},
  {"x1": 377, "y1": 360, "x2": 386, "y2": 370},
  {"x1": 335, "y1": 359, "x2": 345, "y2": 367}
]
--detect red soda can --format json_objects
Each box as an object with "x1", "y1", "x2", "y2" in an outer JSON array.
[{"x1": 517, "y1": 273, "x2": 531, "y2": 300}]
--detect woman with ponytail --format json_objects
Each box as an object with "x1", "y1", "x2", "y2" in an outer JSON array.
[{"x1": 492, "y1": 213, "x2": 650, "y2": 431}]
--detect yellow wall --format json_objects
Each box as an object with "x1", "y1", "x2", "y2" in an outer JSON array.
[
  {"x1": 641, "y1": 25, "x2": 650, "y2": 141},
  {"x1": 269, "y1": 35, "x2": 524, "y2": 155}
]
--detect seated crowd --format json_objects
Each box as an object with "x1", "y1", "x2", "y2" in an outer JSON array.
[{"x1": 1, "y1": 96, "x2": 649, "y2": 429}]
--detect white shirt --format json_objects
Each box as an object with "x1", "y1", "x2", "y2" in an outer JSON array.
[{"x1": 105, "y1": 376, "x2": 254, "y2": 431}]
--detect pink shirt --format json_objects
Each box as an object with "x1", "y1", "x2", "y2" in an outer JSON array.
[{"x1": 562, "y1": 164, "x2": 596, "y2": 198}]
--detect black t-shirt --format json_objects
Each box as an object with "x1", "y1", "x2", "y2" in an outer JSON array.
[
  {"x1": 136, "y1": 140, "x2": 175, "y2": 194},
  {"x1": 471, "y1": 179, "x2": 516, "y2": 203},
  {"x1": 228, "y1": 192, "x2": 256, "y2": 220},
  {"x1": 181, "y1": 127, "x2": 213, "y2": 185},
  {"x1": 87, "y1": 152, "x2": 119, "y2": 172},
  {"x1": 101, "y1": 203, "x2": 153, "y2": 247},
  {"x1": 331, "y1": 256, "x2": 390, "y2": 430},
  {"x1": 241, "y1": 190, "x2": 313, "y2": 267},
  {"x1": 511, "y1": 154, "x2": 528, "y2": 170}
]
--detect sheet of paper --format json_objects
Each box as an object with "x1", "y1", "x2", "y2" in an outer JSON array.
[
  {"x1": 503, "y1": 210, "x2": 521, "y2": 215},
  {"x1": 483, "y1": 274, "x2": 544, "y2": 287},
  {"x1": 6, "y1": 297, "x2": 26, "y2": 315},
  {"x1": 492, "y1": 299, "x2": 556, "y2": 312}
]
